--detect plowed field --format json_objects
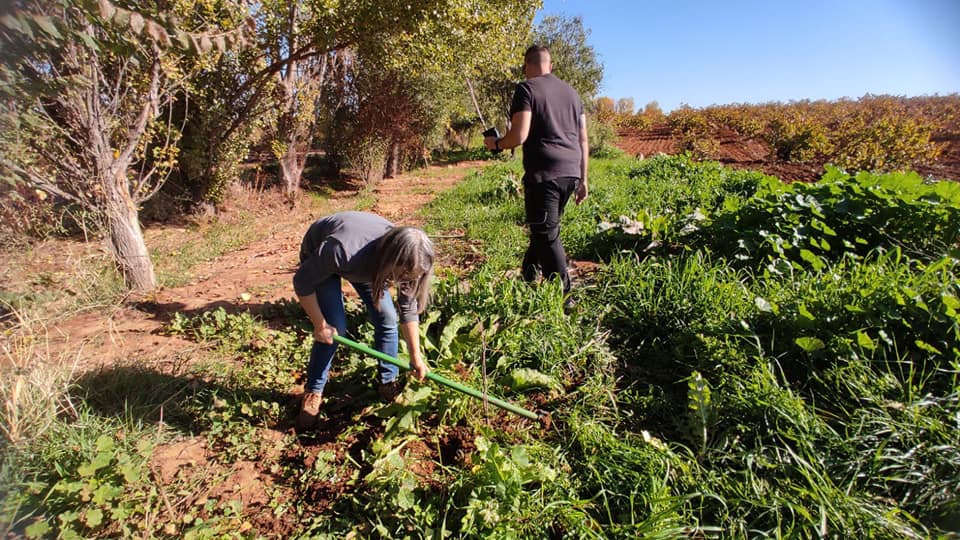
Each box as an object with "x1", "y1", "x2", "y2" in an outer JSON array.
[{"x1": 615, "y1": 124, "x2": 960, "y2": 183}]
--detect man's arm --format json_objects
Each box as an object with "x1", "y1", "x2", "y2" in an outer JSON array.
[
  {"x1": 576, "y1": 112, "x2": 589, "y2": 204},
  {"x1": 484, "y1": 110, "x2": 531, "y2": 151}
]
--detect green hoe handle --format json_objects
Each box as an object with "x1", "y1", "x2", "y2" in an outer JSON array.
[{"x1": 332, "y1": 334, "x2": 540, "y2": 421}]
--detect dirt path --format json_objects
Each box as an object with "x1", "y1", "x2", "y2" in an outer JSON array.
[{"x1": 46, "y1": 161, "x2": 484, "y2": 370}]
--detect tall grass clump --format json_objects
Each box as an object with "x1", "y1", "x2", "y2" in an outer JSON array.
[
  {"x1": 564, "y1": 413, "x2": 704, "y2": 538},
  {"x1": 0, "y1": 323, "x2": 79, "y2": 449},
  {"x1": 556, "y1": 154, "x2": 959, "y2": 536},
  {"x1": 0, "y1": 250, "x2": 127, "y2": 327},
  {"x1": 742, "y1": 252, "x2": 960, "y2": 524},
  {"x1": 427, "y1": 268, "x2": 619, "y2": 422},
  {"x1": 583, "y1": 252, "x2": 757, "y2": 433},
  {"x1": 681, "y1": 356, "x2": 928, "y2": 538}
]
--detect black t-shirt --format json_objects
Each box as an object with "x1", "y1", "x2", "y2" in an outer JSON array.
[{"x1": 509, "y1": 73, "x2": 584, "y2": 183}]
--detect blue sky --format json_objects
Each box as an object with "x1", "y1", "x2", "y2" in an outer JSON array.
[{"x1": 537, "y1": 0, "x2": 960, "y2": 112}]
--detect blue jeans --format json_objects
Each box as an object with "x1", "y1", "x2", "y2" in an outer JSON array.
[{"x1": 305, "y1": 276, "x2": 400, "y2": 394}]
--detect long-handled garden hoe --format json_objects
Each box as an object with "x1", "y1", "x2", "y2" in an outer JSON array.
[{"x1": 333, "y1": 335, "x2": 550, "y2": 428}]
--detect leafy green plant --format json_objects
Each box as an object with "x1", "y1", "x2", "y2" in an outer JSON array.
[
  {"x1": 167, "y1": 307, "x2": 264, "y2": 347},
  {"x1": 452, "y1": 436, "x2": 565, "y2": 536},
  {"x1": 686, "y1": 371, "x2": 715, "y2": 459},
  {"x1": 204, "y1": 395, "x2": 283, "y2": 463},
  {"x1": 704, "y1": 167, "x2": 960, "y2": 273},
  {"x1": 22, "y1": 435, "x2": 159, "y2": 539},
  {"x1": 565, "y1": 154, "x2": 767, "y2": 260},
  {"x1": 379, "y1": 385, "x2": 435, "y2": 438},
  {"x1": 429, "y1": 269, "x2": 611, "y2": 392},
  {"x1": 166, "y1": 307, "x2": 309, "y2": 391},
  {"x1": 354, "y1": 433, "x2": 444, "y2": 536}
]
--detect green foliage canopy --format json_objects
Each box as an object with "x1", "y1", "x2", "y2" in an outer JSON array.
[{"x1": 531, "y1": 14, "x2": 603, "y2": 102}]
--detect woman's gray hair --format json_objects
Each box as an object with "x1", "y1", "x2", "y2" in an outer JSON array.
[{"x1": 372, "y1": 226, "x2": 434, "y2": 313}]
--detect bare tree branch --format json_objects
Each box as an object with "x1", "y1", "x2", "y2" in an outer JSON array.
[
  {"x1": 117, "y1": 50, "x2": 161, "y2": 169},
  {"x1": 0, "y1": 158, "x2": 85, "y2": 205}
]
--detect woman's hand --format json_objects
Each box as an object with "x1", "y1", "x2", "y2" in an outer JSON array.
[
  {"x1": 400, "y1": 321, "x2": 429, "y2": 381},
  {"x1": 314, "y1": 320, "x2": 337, "y2": 344},
  {"x1": 409, "y1": 356, "x2": 429, "y2": 381},
  {"x1": 299, "y1": 293, "x2": 336, "y2": 344}
]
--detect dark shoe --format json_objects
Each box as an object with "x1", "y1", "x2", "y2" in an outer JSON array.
[
  {"x1": 563, "y1": 296, "x2": 577, "y2": 315},
  {"x1": 296, "y1": 392, "x2": 322, "y2": 431},
  {"x1": 377, "y1": 380, "x2": 403, "y2": 403}
]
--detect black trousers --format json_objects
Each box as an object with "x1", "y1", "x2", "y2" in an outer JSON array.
[{"x1": 522, "y1": 176, "x2": 578, "y2": 293}]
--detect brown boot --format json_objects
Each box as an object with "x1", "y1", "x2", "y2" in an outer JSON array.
[
  {"x1": 296, "y1": 392, "x2": 322, "y2": 431},
  {"x1": 377, "y1": 381, "x2": 402, "y2": 403}
]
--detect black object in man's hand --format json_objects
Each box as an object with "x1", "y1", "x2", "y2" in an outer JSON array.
[{"x1": 483, "y1": 126, "x2": 502, "y2": 154}]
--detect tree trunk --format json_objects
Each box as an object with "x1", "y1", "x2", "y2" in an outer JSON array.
[
  {"x1": 274, "y1": 43, "x2": 328, "y2": 199},
  {"x1": 104, "y1": 171, "x2": 157, "y2": 291},
  {"x1": 384, "y1": 141, "x2": 400, "y2": 178},
  {"x1": 280, "y1": 142, "x2": 307, "y2": 197}
]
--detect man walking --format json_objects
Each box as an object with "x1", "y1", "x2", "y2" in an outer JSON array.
[{"x1": 485, "y1": 45, "x2": 589, "y2": 302}]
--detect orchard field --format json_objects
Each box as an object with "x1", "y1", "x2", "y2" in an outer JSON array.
[
  {"x1": 1, "y1": 2, "x2": 958, "y2": 536},
  {"x1": 609, "y1": 94, "x2": 960, "y2": 184}
]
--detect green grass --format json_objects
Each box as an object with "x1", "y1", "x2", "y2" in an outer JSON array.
[
  {"x1": 423, "y1": 154, "x2": 958, "y2": 537},
  {"x1": 0, "y1": 319, "x2": 176, "y2": 538},
  {"x1": 411, "y1": 161, "x2": 484, "y2": 179},
  {"x1": 423, "y1": 161, "x2": 528, "y2": 272},
  {"x1": 3, "y1": 154, "x2": 958, "y2": 538}
]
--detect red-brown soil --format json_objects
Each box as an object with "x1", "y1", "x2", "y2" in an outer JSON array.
[{"x1": 19, "y1": 161, "x2": 484, "y2": 371}]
